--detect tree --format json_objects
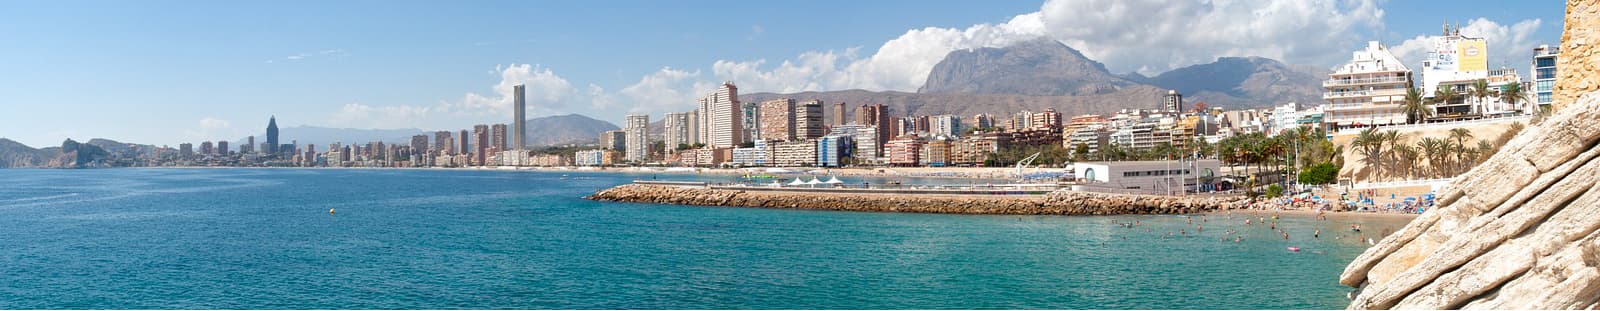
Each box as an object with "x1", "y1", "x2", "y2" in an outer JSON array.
[
  {"x1": 1265, "y1": 184, "x2": 1285, "y2": 198},
  {"x1": 1433, "y1": 86, "x2": 1461, "y2": 113},
  {"x1": 1499, "y1": 82, "x2": 1531, "y2": 116},
  {"x1": 1403, "y1": 88, "x2": 1431, "y2": 124},
  {"x1": 1448, "y1": 128, "x2": 1473, "y2": 175},
  {"x1": 1351, "y1": 128, "x2": 1383, "y2": 183},
  {"x1": 1298, "y1": 162, "x2": 1339, "y2": 185},
  {"x1": 1072, "y1": 143, "x2": 1089, "y2": 162},
  {"x1": 1469, "y1": 79, "x2": 1493, "y2": 115},
  {"x1": 1418, "y1": 138, "x2": 1446, "y2": 178}
]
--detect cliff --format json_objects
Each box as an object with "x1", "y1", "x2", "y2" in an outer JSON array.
[
  {"x1": 587, "y1": 184, "x2": 1249, "y2": 215},
  {"x1": 1340, "y1": 3, "x2": 1600, "y2": 308}
]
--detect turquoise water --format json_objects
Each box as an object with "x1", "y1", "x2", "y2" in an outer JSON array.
[{"x1": 0, "y1": 168, "x2": 1410, "y2": 309}]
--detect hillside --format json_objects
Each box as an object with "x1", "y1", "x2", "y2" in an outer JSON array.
[
  {"x1": 0, "y1": 138, "x2": 52, "y2": 168},
  {"x1": 918, "y1": 38, "x2": 1137, "y2": 96},
  {"x1": 1143, "y1": 56, "x2": 1328, "y2": 108},
  {"x1": 521, "y1": 114, "x2": 618, "y2": 146}
]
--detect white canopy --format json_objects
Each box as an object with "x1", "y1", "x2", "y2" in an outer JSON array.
[
  {"x1": 768, "y1": 181, "x2": 784, "y2": 187},
  {"x1": 824, "y1": 176, "x2": 844, "y2": 184},
  {"x1": 806, "y1": 176, "x2": 823, "y2": 184},
  {"x1": 789, "y1": 178, "x2": 808, "y2": 186}
]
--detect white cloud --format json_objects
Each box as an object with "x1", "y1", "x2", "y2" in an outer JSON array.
[
  {"x1": 183, "y1": 117, "x2": 236, "y2": 140},
  {"x1": 457, "y1": 64, "x2": 575, "y2": 115},
  {"x1": 617, "y1": 67, "x2": 712, "y2": 115},
  {"x1": 1390, "y1": 18, "x2": 1543, "y2": 71},
  {"x1": 275, "y1": 48, "x2": 349, "y2": 63},
  {"x1": 324, "y1": 64, "x2": 583, "y2": 129}
]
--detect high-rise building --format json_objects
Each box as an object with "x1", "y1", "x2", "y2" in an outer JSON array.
[
  {"x1": 1031, "y1": 108, "x2": 1063, "y2": 130},
  {"x1": 245, "y1": 136, "x2": 255, "y2": 154},
  {"x1": 833, "y1": 102, "x2": 847, "y2": 127},
  {"x1": 601, "y1": 130, "x2": 626, "y2": 151},
  {"x1": 1323, "y1": 41, "x2": 1413, "y2": 130},
  {"x1": 663, "y1": 112, "x2": 691, "y2": 149},
  {"x1": 1533, "y1": 44, "x2": 1559, "y2": 111},
  {"x1": 930, "y1": 114, "x2": 961, "y2": 137},
  {"x1": 1420, "y1": 23, "x2": 1499, "y2": 115},
  {"x1": 458, "y1": 129, "x2": 470, "y2": 156},
  {"x1": 624, "y1": 114, "x2": 649, "y2": 162},
  {"x1": 686, "y1": 109, "x2": 701, "y2": 146},
  {"x1": 741, "y1": 101, "x2": 759, "y2": 145},
  {"x1": 697, "y1": 82, "x2": 742, "y2": 148},
  {"x1": 491, "y1": 124, "x2": 508, "y2": 152},
  {"x1": 827, "y1": 124, "x2": 879, "y2": 162},
  {"x1": 200, "y1": 141, "x2": 214, "y2": 155},
  {"x1": 1163, "y1": 90, "x2": 1184, "y2": 112},
  {"x1": 473, "y1": 124, "x2": 489, "y2": 165},
  {"x1": 179, "y1": 143, "x2": 193, "y2": 157},
  {"x1": 972, "y1": 114, "x2": 993, "y2": 129},
  {"x1": 513, "y1": 84, "x2": 526, "y2": 150},
  {"x1": 216, "y1": 141, "x2": 229, "y2": 156},
  {"x1": 265, "y1": 116, "x2": 279, "y2": 155},
  {"x1": 855, "y1": 103, "x2": 890, "y2": 157},
  {"x1": 410, "y1": 135, "x2": 429, "y2": 157},
  {"x1": 795, "y1": 100, "x2": 824, "y2": 140},
  {"x1": 758, "y1": 98, "x2": 796, "y2": 141},
  {"x1": 434, "y1": 131, "x2": 454, "y2": 156}
]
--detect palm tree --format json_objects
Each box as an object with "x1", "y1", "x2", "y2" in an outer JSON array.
[
  {"x1": 1475, "y1": 140, "x2": 1494, "y2": 165},
  {"x1": 1434, "y1": 87, "x2": 1462, "y2": 116},
  {"x1": 1393, "y1": 145, "x2": 1420, "y2": 179},
  {"x1": 1448, "y1": 128, "x2": 1473, "y2": 175},
  {"x1": 1351, "y1": 128, "x2": 1383, "y2": 183},
  {"x1": 1382, "y1": 130, "x2": 1404, "y2": 181},
  {"x1": 1469, "y1": 79, "x2": 1493, "y2": 115},
  {"x1": 1418, "y1": 138, "x2": 1447, "y2": 179},
  {"x1": 1403, "y1": 88, "x2": 1430, "y2": 124},
  {"x1": 1500, "y1": 82, "x2": 1532, "y2": 117}
]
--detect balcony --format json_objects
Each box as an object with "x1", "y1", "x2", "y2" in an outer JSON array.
[
  {"x1": 1323, "y1": 90, "x2": 1371, "y2": 98},
  {"x1": 1323, "y1": 76, "x2": 1409, "y2": 87}
]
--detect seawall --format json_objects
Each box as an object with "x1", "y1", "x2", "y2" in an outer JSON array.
[{"x1": 586, "y1": 184, "x2": 1251, "y2": 215}]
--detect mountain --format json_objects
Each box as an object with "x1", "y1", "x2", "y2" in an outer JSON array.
[
  {"x1": 918, "y1": 37, "x2": 1136, "y2": 96},
  {"x1": 0, "y1": 138, "x2": 52, "y2": 168},
  {"x1": 521, "y1": 114, "x2": 619, "y2": 146},
  {"x1": 748, "y1": 39, "x2": 1325, "y2": 119},
  {"x1": 1143, "y1": 56, "x2": 1329, "y2": 108}
]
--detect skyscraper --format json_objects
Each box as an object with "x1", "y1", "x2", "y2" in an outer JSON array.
[
  {"x1": 601, "y1": 130, "x2": 627, "y2": 151},
  {"x1": 265, "y1": 116, "x2": 279, "y2": 155},
  {"x1": 491, "y1": 123, "x2": 507, "y2": 152},
  {"x1": 410, "y1": 135, "x2": 429, "y2": 158},
  {"x1": 758, "y1": 98, "x2": 795, "y2": 141},
  {"x1": 473, "y1": 124, "x2": 489, "y2": 165},
  {"x1": 741, "y1": 101, "x2": 759, "y2": 145},
  {"x1": 246, "y1": 136, "x2": 255, "y2": 154},
  {"x1": 663, "y1": 112, "x2": 690, "y2": 148},
  {"x1": 624, "y1": 114, "x2": 649, "y2": 162},
  {"x1": 513, "y1": 84, "x2": 526, "y2": 150},
  {"x1": 855, "y1": 103, "x2": 890, "y2": 157},
  {"x1": 833, "y1": 102, "x2": 847, "y2": 127},
  {"x1": 434, "y1": 131, "x2": 454, "y2": 156},
  {"x1": 795, "y1": 100, "x2": 824, "y2": 140},
  {"x1": 217, "y1": 141, "x2": 229, "y2": 156},
  {"x1": 698, "y1": 82, "x2": 741, "y2": 148},
  {"x1": 458, "y1": 129, "x2": 470, "y2": 157}
]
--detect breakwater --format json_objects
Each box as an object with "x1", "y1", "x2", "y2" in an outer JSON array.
[{"x1": 586, "y1": 184, "x2": 1251, "y2": 215}]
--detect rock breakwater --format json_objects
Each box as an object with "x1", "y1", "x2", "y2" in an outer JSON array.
[{"x1": 587, "y1": 184, "x2": 1250, "y2": 215}]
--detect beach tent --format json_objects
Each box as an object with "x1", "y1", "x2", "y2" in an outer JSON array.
[
  {"x1": 789, "y1": 178, "x2": 808, "y2": 186},
  {"x1": 806, "y1": 176, "x2": 823, "y2": 185},
  {"x1": 824, "y1": 176, "x2": 844, "y2": 184},
  {"x1": 768, "y1": 181, "x2": 784, "y2": 187}
]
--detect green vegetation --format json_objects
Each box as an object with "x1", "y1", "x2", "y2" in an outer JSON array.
[
  {"x1": 1297, "y1": 162, "x2": 1338, "y2": 185},
  {"x1": 1264, "y1": 184, "x2": 1284, "y2": 198}
]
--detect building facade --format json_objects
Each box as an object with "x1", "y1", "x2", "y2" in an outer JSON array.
[
  {"x1": 624, "y1": 114, "x2": 649, "y2": 163},
  {"x1": 758, "y1": 98, "x2": 795, "y2": 141},
  {"x1": 1533, "y1": 45, "x2": 1559, "y2": 110},
  {"x1": 1323, "y1": 41, "x2": 1414, "y2": 129},
  {"x1": 795, "y1": 100, "x2": 825, "y2": 140},
  {"x1": 698, "y1": 82, "x2": 742, "y2": 148}
]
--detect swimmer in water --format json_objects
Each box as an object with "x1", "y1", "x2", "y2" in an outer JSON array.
[
  {"x1": 1197, "y1": 224, "x2": 1203, "y2": 232},
  {"x1": 1314, "y1": 229, "x2": 1321, "y2": 239}
]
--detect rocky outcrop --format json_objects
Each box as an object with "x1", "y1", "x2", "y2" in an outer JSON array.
[
  {"x1": 1555, "y1": 0, "x2": 1597, "y2": 110},
  {"x1": 588, "y1": 184, "x2": 1250, "y2": 215},
  {"x1": 1341, "y1": 3, "x2": 1600, "y2": 309}
]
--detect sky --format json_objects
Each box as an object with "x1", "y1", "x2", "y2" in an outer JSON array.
[{"x1": 0, "y1": 0, "x2": 1567, "y2": 148}]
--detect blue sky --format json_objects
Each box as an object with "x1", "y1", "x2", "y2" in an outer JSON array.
[{"x1": 0, "y1": 0, "x2": 1565, "y2": 147}]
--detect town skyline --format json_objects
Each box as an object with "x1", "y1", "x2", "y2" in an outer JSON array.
[{"x1": 0, "y1": 0, "x2": 1565, "y2": 148}]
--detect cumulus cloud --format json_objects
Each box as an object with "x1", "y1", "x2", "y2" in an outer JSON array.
[
  {"x1": 617, "y1": 67, "x2": 713, "y2": 115},
  {"x1": 1389, "y1": 18, "x2": 1544, "y2": 71},
  {"x1": 325, "y1": 64, "x2": 584, "y2": 129},
  {"x1": 184, "y1": 117, "x2": 236, "y2": 140}
]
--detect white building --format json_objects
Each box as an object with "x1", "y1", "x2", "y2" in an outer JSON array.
[
  {"x1": 827, "y1": 124, "x2": 880, "y2": 163},
  {"x1": 575, "y1": 149, "x2": 606, "y2": 166},
  {"x1": 663, "y1": 112, "x2": 691, "y2": 149},
  {"x1": 1323, "y1": 41, "x2": 1413, "y2": 130},
  {"x1": 696, "y1": 82, "x2": 742, "y2": 148},
  {"x1": 624, "y1": 114, "x2": 649, "y2": 163},
  {"x1": 1072, "y1": 160, "x2": 1222, "y2": 194},
  {"x1": 730, "y1": 139, "x2": 771, "y2": 167},
  {"x1": 930, "y1": 114, "x2": 961, "y2": 137},
  {"x1": 1532, "y1": 45, "x2": 1559, "y2": 111}
]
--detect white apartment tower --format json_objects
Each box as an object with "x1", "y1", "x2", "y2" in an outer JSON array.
[
  {"x1": 624, "y1": 114, "x2": 649, "y2": 163},
  {"x1": 697, "y1": 82, "x2": 742, "y2": 148},
  {"x1": 663, "y1": 112, "x2": 691, "y2": 149},
  {"x1": 1323, "y1": 41, "x2": 1414, "y2": 130}
]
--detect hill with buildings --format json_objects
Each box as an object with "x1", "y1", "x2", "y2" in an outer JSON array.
[{"x1": 747, "y1": 38, "x2": 1326, "y2": 120}]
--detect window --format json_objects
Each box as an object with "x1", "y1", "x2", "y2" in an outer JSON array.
[
  {"x1": 1537, "y1": 58, "x2": 1556, "y2": 67},
  {"x1": 1538, "y1": 68, "x2": 1556, "y2": 80},
  {"x1": 1539, "y1": 93, "x2": 1552, "y2": 103}
]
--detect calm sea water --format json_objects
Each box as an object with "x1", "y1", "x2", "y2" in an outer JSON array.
[{"x1": 0, "y1": 168, "x2": 1410, "y2": 309}]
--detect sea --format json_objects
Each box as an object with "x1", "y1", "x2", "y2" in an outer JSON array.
[{"x1": 0, "y1": 168, "x2": 1412, "y2": 309}]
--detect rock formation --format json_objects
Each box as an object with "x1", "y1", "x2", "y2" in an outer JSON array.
[
  {"x1": 588, "y1": 184, "x2": 1251, "y2": 216},
  {"x1": 1341, "y1": 3, "x2": 1600, "y2": 308},
  {"x1": 1555, "y1": 0, "x2": 1597, "y2": 110}
]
